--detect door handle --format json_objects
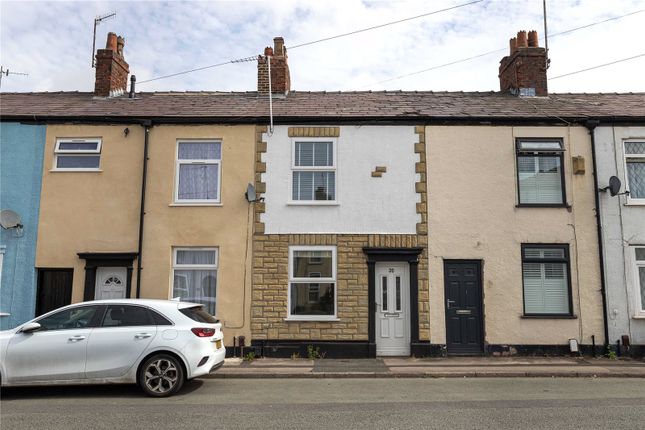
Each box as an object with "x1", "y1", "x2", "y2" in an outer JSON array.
[
  {"x1": 68, "y1": 335, "x2": 86, "y2": 342},
  {"x1": 446, "y1": 299, "x2": 456, "y2": 309},
  {"x1": 135, "y1": 333, "x2": 152, "y2": 339}
]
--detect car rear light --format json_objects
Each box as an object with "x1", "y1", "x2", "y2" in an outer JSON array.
[{"x1": 191, "y1": 327, "x2": 216, "y2": 337}]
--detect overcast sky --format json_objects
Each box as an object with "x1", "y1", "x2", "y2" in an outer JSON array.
[{"x1": 1, "y1": 0, "x2": 643, "y2": 94}]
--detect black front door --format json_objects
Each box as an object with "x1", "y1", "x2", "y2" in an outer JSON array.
[
  {"x1": 444, "y1": 261, "x2": 483, "y2": 355},
  {"x1": 36, "y1": 269, "x2": 73, "y2": 316}
]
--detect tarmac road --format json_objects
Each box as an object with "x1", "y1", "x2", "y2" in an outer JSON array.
[{"x1": 2, "y1": 377, "x2": 645, "y2": 429}]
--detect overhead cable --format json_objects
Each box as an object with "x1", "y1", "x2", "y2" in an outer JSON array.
[
  {"x1": 359, "y1": 8, "x2": 645, "y2": 88},
  {"x1": 137, "y1": 1, "x2": 482, "y2": 85},
  {"x1": 549, "y1": 53, "x2": 645, "y2": 80},
  {"x1": 287, "y1": 0, "x2": 484, "y2": 50}
]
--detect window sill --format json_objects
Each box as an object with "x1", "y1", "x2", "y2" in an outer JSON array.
[
  {"x1": 624, "y1": 200, "x2": 645, "y2": 206},
  {"x1": 516, "y1": 204, "x2": 571, "y2": 208},
  {"x1": 631, "y1": 315, "x2": 645, "y2": 319},
  {"x1": 50, "y1": 169, "x2": 102, "y2": 173},
  {"x1": 0, "y1": 312, "x2": 11, "y2": 317},
  {"x1": 521, "y1": 314, "x2": 577, "y2": 319},
  {"x1": 284, "y1": 317, "x2": 340, "y2": 322},
  {"x1": 287, "y1": 201, "x2": 340, "y2": 206},
  {"x1": 169, "y1": 203, "x2": 222, "y2": 207}
]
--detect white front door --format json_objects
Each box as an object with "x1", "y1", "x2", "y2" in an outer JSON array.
[
  {"x1": 375, "y1": 262, "x2": 410, "y2": 356},
  {"x1": 95, "y1": 267, "x2": 127, "y2": 299}
]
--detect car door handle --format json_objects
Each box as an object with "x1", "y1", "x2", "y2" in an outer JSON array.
[
  {"x1": 134, "y1": 333, "x2": 152, "y2": 339},
  {"x1": 68, "y1": 335, "x2": 86, "y2": 342}
]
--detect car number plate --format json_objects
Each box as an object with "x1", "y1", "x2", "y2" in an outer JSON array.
[{"x1": 215, "y1": 340, "x2": 222, "y2": 349}]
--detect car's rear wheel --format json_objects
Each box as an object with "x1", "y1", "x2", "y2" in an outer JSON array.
[{"x1": 138, "y1": 354, "x2": 185, "y2": 397}]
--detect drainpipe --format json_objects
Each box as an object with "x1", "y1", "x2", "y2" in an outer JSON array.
[
  {"x1": 585, "y1": 119, "x2": 609, "y2": 350},
  {"x1": 135, "y1": 120, "x2": 152, "y2": 298}
]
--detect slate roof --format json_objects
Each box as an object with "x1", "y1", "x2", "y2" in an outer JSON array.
[{"x1": 1, "y1": 91, "x2": 645, "y2": 123}]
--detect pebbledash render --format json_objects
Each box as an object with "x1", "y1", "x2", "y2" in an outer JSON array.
[{"x1": 1, "y1": 31, "x2": 645, "y2": 357}]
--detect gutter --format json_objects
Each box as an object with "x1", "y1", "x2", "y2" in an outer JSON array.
[
  {"x1": 585, "y1": 119, "x2": 609, "y2": 349},
  {"x1": 135, "y1": 120, "x2": 152, "y2": 298}
]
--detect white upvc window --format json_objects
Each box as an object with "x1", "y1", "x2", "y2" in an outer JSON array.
[
  {"x1": 175, "y1": 140, "x2": 222, "y2": 204},
  {"x1": 624, "y1": 141, "x2": 645, "y2": 204},
  {"x1": 287, "y1": 246, "x2": 337, "y2": 321},
  {"x1": 290, "y1": 138, "x2": 337, "y2": 204},
  {"x1": 634, "y1": 247, "x2": 645, "y2": 316},
  {"x1": 54, "y1": 138, "x2": 101, "y2": 171},
  {"x1": 172, "y1": 247, "x2": 218, "y2": 316},
  {"x1": 516, "y1": 139, "x2": 566, "y2": 205}
]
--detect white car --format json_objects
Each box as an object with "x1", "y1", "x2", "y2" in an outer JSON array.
[{"x1": 0, "y1": 299, "x2": 226, "y2": 397}]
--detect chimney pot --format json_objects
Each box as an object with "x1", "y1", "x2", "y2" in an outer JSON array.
[
  {"x1": 517, "y1": 31, "x2": 528, "y2": 48},
  {"x1": 106, "y1": 32, "x2": 118, "y2": 52},
  {"x1": 116, "y1": 36, "x2": 125, "y2": 57},
  {"x1": 528, "y1": 30, "x2": 539, "y2": 47},
  {"x1": 273, "y1": 37, "x2": 285, "y2": 55},
  {"x1": 264, "y1": 46, "x2": 273, "y2": 56},
  {"x1": 510, "y1": 37, "x2": 517, "y2": 55}
]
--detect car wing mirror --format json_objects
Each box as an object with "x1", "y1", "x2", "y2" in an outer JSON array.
[{"x1": 19, "y1": 322, "x2": 42, "y2": 333}]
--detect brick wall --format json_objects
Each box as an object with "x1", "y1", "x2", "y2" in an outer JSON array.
[{"x1": 251, "y1": 234, "x2": 429, "y2": 341}]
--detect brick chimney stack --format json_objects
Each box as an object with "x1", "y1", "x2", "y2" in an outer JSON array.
[
  {"x1": 94, "y1": 32, "x2": 130, "y2": 97},
  {"x1": 258, "y1": 37, "x2": 290, "y2": 94},
  {"x1": 499, "y1": 30, "x2": 548, "y2": 96}
]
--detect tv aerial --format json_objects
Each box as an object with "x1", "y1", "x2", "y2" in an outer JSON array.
[{"x1": 91, "y1": 12, "x2": 117, "y2": 67}]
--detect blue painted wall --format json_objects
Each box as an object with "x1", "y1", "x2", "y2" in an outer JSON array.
[{"x1": 0, "y1": 122, "x2": 46, "y2": 329}]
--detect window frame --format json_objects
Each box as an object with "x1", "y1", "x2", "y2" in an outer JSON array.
[
  {"x1": 624, "y1": 140, "x2": 645, "y2": 205},
  {"x1": 287, "y1": 245, "x2": 338, "y2": 321},
  {"x1": 174, "y1": 139, "x2": 222, "y2": 205},
  {"x1": 53, "y1": 138, "x2": 102, "y2": 172},
  {"x1": 515, "y1": 138, "x2": 568, "y2": 207},
  {"x1": 633, "y1": 246, "x2": 645, "y2": 317},
  {"x1": 171, "y1": 247, "x2": 218, "y2": 316},
  {"x1": 289, "y1": 137, "x2": 338, "y2": 205},
  {"x1": 521, "y1": 243, "x2": 574, "y2": 317}
]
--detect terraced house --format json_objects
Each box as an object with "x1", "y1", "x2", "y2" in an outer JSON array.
[{"x1": 2, "y1": 31, "x2": 645, "y2": 357}]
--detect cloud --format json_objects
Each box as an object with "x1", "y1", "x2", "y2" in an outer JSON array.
[{"x1": 1, "y1": 0, "x2": 643, "y2": 93}]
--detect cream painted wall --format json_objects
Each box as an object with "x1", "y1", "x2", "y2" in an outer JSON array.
[
  {"x1": 36, "y1": 124, "x2": 255, "y2": 343},
  {"x1": 37, "y1": 124, "x2": 142, "y2": 303},
  {"x1": 426, "y1": 125, "x2": 605, "y2": 346},
  {"x1": 262, "y1": 125, "x2": 420, "y2": 234},
  {"x1": 142, "y1": 125, "x2": 255, "y2": 342}
]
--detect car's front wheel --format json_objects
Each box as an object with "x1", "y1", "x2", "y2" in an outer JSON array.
[{"x1": 138, "y1": 354, "x2": 185, "y2": 397}]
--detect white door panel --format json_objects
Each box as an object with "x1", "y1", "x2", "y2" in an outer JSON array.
[
  {"x1": 95, "y1": 267, "x2": 127, "y2": 299},
  {"x1": 375, "y1": 263, "x2": 410, "y2": 356},
  {"x1": 6, "y1": 328, "x2": 91, "y2": 383}
]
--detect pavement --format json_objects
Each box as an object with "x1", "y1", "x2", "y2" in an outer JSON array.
[{"x1": 209, "y1": 356, "x2": 645, "y2": 379}]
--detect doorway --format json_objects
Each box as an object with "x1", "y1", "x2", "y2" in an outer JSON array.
[
  {"x1": 375, "y1": 262, "x2": 410, "y2": 356},
  {"x1": 444, "y1": 260, "x2": 484, "y2": 355}
]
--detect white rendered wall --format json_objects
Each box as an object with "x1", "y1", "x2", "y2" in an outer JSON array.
[
  {"x1": 262, "y1": 125, "x2": 420, "y2": 234},
  {"x1": 595, "y1": 126, "x2": 645, "y2": 345}
]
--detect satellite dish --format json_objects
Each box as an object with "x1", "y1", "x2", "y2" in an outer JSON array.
[
  {"x1": 0, "y1": 209, "x2": 23, "y2": 229},
  {"x1": 607, "y1": 176, "x2": 621, "y2": 197},
  {"x1": 245, "y1": 183, "x2": 257, "y2": 202}
]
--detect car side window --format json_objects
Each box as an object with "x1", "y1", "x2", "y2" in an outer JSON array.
[
  {"x1": 101, "y1": 305, "x2": 154, "y2": 327},
  {"x1": 150, "y1": 310, "x2": 173, "y2": 326},
  {"x1": 36, "y1": 306, "x2": 100, "y2": 331}
]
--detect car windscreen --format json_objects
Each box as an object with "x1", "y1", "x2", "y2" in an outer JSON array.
[{"x1": 179, "y1": 306, "x2": 219, "y2": 323}]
